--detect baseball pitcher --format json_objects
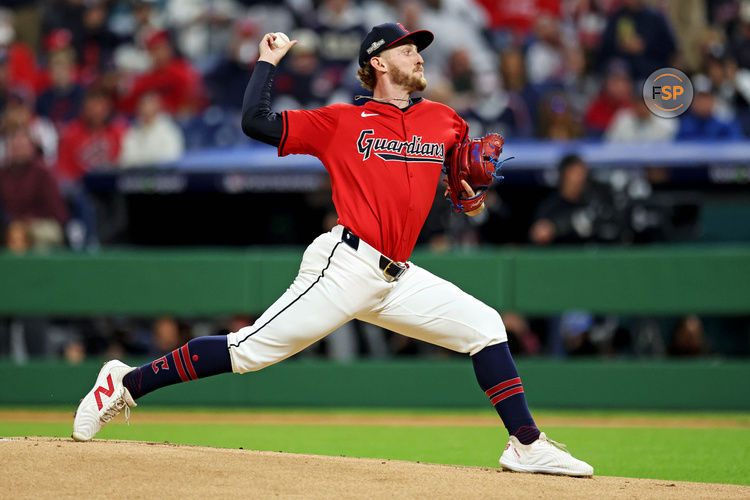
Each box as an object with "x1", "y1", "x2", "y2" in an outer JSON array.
[{"x1": 73, "y1": 23, "x2": 593, "y2": 477}]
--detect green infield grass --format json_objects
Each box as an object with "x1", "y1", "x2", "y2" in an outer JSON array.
[{"x1": 1, "y1": 408, "x2": 748, "y2": 486}]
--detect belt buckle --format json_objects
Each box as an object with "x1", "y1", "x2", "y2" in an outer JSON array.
[{"x1": 383, "y1": 260, "x2": 406, "y2": 281}]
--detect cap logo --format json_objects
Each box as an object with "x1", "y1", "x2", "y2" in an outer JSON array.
[
  {"x1": 366, "y1": 39, "x2": 385, "y2": 55},
  {"x1": 397, "y1": 23, "x2": 407, "y2": 33}
]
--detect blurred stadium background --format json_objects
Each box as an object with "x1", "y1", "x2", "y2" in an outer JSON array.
[{"x1": 0, "y1": 0, "x2": 749, "y2": 411}]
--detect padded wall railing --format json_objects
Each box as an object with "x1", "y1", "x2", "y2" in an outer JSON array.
[{"x1": 1, "y1": 246, "x2": 749, "y2": 316}]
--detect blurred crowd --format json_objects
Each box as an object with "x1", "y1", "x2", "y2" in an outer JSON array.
[
  {"x1": 0, "y1": 1, "x2": 749, "y2": 362},
  {"x1": 2, "y1": 310, "x2": 748, "y2": 363},
  {"x1": 0, "y1": 0, "x2": 750, "y2": 251}
]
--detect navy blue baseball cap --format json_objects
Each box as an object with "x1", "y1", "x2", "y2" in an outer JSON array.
[{"x1": 359, "y1": 22, "x2": 434, "y2": 68}]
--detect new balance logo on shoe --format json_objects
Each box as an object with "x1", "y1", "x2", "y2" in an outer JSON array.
[
  {"x1": 72, "y1": 360, "x2": 137, "y2": 442},
  {"x1": 93, "y1": 374, "x2": 115, "y2": 410}
]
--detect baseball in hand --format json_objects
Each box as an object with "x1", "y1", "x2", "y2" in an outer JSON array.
[{"x1": 272, "y1": 32, "x2": 290, "y2": 49}]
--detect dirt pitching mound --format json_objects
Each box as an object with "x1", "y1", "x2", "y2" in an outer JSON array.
[{"x1": 3, "y1": 437, "x2": 748, "y2": 499}]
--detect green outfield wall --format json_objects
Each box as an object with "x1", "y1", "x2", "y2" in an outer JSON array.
[
  {"x1": 1, "y1": 246, "x2": 749, "y2": 315},
  {"x1": 1, "y1": 359, "x2": 748, "y2": 410}
]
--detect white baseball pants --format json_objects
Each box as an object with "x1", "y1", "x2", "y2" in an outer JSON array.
[{"x1": 227, "y1": 225, "x2": 507, "y2": 373}]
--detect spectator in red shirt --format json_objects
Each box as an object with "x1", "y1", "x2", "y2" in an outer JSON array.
[
  {"x1": 120, "y1": 30, "x2": 204, "y2": 116},
  {"x1": 0, "y1": 128, "x2": 68, "y2": 251},
  {"x1": 57, "y1": 88, "x2": 127, "y2": 182},
  {"x1": 476, "y1": 0, "x2": 560, "y2": 39},
  {"x1": 0, "y1": 9, "x2": 38, "y2": 95},
  {"x1": 584, "y1": 63, "x2": 634, "y2": 136}
]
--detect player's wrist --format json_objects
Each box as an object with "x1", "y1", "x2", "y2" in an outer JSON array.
[{"x1": 258, "y1": 55, "x2": 278, "y2": 66}]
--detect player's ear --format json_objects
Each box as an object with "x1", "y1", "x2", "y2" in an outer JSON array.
[{"x1": 370, "y1": 56, "x2": 387, "y2": 73}]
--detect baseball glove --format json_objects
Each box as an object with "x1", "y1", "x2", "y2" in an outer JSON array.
[{"x1": 443, "y1": 133, "x2": 510, "y2": 213}]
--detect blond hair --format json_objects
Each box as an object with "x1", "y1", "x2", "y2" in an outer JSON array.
[{"x1": 357, "y1": 63, "x2": 377, "y2": 91}]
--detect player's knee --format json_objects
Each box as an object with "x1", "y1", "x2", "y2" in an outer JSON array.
[
  {"x1": 468, "y1": 307, "x2": 507, "y2": 354},
  {"x1": 478, "y1": 306, "x2": 505, "y2": 335}
]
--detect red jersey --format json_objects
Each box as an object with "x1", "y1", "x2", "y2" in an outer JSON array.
[
  {"x1": 280, "y1": 98, "x2": 468, "y2": 261},
  {"x1": 476, "y1": 0, "x2": 560, "y2": 33},
  {"x1": 584, "y1": 93, "x2": 633, "y2": 133},
  {"x1": 7, "y1": 42, "x2": 39, "y2": 93},
  {"x1": 120, "y1": 59, "x2": 204, "y2": 114},
  {"x1": 56, "y1": 119, "x2": 128, "y2": 181}
]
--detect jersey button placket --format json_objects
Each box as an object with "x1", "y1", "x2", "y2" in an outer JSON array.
[
  {"x1": 402, "y1": 114, "x2": 413, "y2": 189},
  {"x1": 401, "y1": 115, "x2": 414, "y2": 247}
]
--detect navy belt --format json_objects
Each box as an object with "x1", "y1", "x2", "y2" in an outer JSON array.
[{"x1": 341, "y1": 228, "x2": 407, "y2": 281}]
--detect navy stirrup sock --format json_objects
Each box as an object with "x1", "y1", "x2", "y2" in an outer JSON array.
[
  {"x1": 123, "y1": 335, "x2": 232, "y2": 400},
  {"x1": 472, "y1": 342, "x2": 541, "y2": 444}
]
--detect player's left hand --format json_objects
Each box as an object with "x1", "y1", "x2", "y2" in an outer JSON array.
[
  {"x1": 442, "y1": 133, "x2": 507, "y2": 215},
  {"x1": 444, "y1": 179, "x2": 485, "y2": 216}
]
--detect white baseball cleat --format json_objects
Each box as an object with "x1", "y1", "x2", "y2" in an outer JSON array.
[
  {"x1": 499, "y1": 432, "x2": 594, "y2": 477},
  {"x1": 72, "y1": 360, "x2": 137, "y2": 442}
]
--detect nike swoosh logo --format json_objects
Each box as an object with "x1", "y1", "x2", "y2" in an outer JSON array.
[{"x1": 361, "y1": 112, "x2": 379, "y2": 117}]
